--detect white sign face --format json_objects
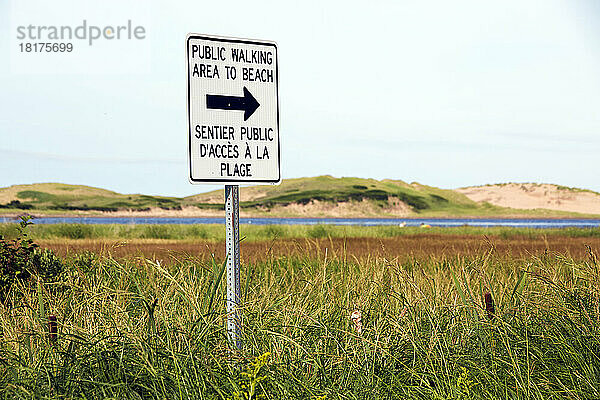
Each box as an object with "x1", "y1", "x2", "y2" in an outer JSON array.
[{"x1": 186, "y1": 34, "x2": 280, "y2": 184}]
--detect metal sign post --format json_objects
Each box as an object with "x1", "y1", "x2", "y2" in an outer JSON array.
[
  {"x1": 225, "y1": 184, "x2": 241, "y2": 348},
  {"x1": 186, "y1": 34, "x2": 280, "y2": 349}
]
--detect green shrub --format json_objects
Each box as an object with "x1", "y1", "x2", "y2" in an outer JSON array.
[
  {"x1": 0, "y1": 200, "x2": 34, "y2": 209},
  {"x1": 68, "y1": 251, "x2": 98, "y2": 273},
  {"x1": 0, "y1": 216, "x2": 63, "y2": 302},
  {"x1": 31, "y1": 248, "x2": 64, "y2": 280},
  {"x1": 0, "y1": 216, "x2": 37, "y2": 301}
]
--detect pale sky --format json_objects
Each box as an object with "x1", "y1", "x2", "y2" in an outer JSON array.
[{"x1": 1, "y1": 0, "x2": 599, "y2": 196}]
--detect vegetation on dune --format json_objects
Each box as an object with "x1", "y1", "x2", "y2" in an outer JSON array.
[
  {"x1": 1, "y1": 223, "x2": 600, "y2": 398},
  {"x1": 0, "y1": 200, "x2": 33, "y2": 210},
  {"x1": 0, "y1": 178, "x2": 467, "y2": 214},
  {"x1": 0, "y1": 184, "x2": 183, "y2": 213},
  {"x1": 209, "y1": 176, "x2": 482, "y2": 213},
  {"x1": 2, "y1": 177, "x2": 598, "y2": 217}
]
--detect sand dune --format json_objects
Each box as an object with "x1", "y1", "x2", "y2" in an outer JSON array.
[{"x1": 457, "y1": 183, "x2": 600, "y2": 215}]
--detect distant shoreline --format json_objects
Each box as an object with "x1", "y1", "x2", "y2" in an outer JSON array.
[
  {"x1": 2, "y1": 213, "x2": 600, "y2": 221},
  {"x1": 2, "y1": 179, "x2": 600, "y2": 220}
]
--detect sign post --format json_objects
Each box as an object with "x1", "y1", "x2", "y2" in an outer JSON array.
[
  {"x1": 186, "y1": 34, "x2": 280, "y2": 348},
  {"x1": 225, "y1": 184, "x2": 241, "y2": 348}
]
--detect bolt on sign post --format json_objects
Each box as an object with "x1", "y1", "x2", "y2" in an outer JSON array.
[{"x1": 186, "y1": 34, "x2": 280, "y2": 349}]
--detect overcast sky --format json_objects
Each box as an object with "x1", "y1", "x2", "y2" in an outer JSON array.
[{"x1": 1, "y1": 0, "x2": 599, "y2": 196}]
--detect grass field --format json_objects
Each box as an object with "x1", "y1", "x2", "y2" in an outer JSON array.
[{"x1": 1, "y1": 225, "x2": 600, "y2": 398}]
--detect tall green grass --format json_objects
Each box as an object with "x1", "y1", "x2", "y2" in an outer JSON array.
[
  {"x1": 0, "y1": 223, "x2": 599, "y2": 241},
  {"x1": 1, "y1": 243, "x2": 599, "y2": 398}
]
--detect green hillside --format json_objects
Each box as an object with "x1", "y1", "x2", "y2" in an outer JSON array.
[
  {"x1": 0, "y1": 183, "x2": 183, "y2": 212},
  {"x1": 0, "y1": 177, "x2": 597, "y2": 217},
  {"x1": 186, "y1": 175, "x2": 488, "y2": 214}
]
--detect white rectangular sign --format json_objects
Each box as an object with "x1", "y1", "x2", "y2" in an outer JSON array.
[{"x1": 186, "y1": 34, "x2": 280, "y2": 184}]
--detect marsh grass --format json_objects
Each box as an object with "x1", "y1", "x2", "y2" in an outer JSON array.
[
  {"x1": 0, "y1": 237, "x2": 599, "y2": 399},
  {"x1": 1, "y1": 223, "x2": 600, "y2": 242}
]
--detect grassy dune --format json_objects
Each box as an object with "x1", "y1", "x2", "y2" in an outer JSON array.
[
  {"x1": 1, "y1": 235, "x2": 600, "y2": 398},
  {"x1": 0, "y1": 183, "x2": 182, "y2": 212},
  {"x1": 2, "y1": 177, "x2": 599, "y2": 217}
]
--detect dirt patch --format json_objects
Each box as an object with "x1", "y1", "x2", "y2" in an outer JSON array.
[{"x1": 39, "y1": 234, "x2": 600, "y2": 265}]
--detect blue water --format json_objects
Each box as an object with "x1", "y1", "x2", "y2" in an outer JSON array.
[{"x1": 0, "y1": 216, "x2": 599, "y2": 229}]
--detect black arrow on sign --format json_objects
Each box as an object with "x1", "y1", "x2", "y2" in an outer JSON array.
[{"x1": 206, "y1": 86, "x2": 260, "y2": 121}]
